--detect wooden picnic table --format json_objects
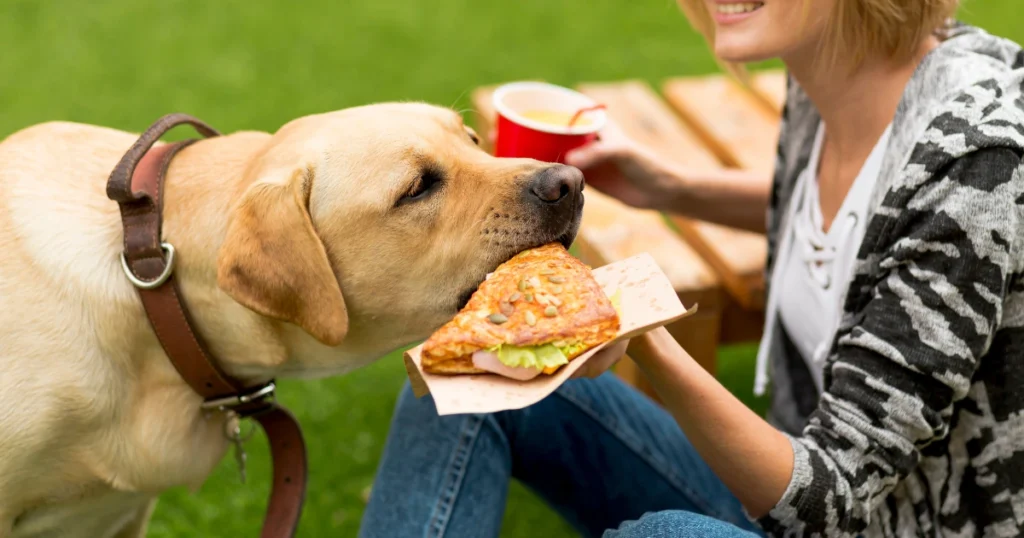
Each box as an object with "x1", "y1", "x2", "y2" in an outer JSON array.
[{"x1": 470, "y1": 71, "x2": 785, "y2": 398}]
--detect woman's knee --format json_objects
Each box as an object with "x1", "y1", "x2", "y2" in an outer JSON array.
[{"x1": 604, "y1": 510, "x2": 760, "y2": 538}]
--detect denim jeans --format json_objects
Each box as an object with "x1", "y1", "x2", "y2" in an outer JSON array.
[{"x1": 359, "y1": 373, "x2": 765, "y2": 538}]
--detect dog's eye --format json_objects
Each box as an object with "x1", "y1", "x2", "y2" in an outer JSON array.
[
  {"x1": 468, "y1": 131, "x2": 480, "y2": 145},
  {"x1": 399, "y1": 168, "x2": 444, "y2": 205}
]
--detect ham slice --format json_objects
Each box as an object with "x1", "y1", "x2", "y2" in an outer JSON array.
[{"x1": 471, "y1": 350, "x2": 542, "y2": 381}]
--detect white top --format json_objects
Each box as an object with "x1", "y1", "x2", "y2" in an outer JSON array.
[{"x1": 755, "y1": 122, "x2": 892, "y2": 394}]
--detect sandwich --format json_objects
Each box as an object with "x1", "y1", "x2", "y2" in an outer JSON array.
[{"x1": 421, "y1": 243, "x2": 620, "y2": 380}]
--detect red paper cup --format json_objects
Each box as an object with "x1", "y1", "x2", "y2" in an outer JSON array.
[{"x1": 492, "y1": 82, "x2": 607, "y2": 163}]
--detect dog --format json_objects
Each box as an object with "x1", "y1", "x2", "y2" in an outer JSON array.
[{"x1": 0, "y1": 103, "x2": 584, "y2": 537}]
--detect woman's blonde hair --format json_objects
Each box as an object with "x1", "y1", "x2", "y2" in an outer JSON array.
[{"x1": 676, "y1": 0, "x2": 960, "y2": 73}]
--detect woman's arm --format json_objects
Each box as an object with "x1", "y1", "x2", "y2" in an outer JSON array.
[
  {"x1": 627, "y1": 327, "x2": 794, "y2": 517},
  {"x1": 660, "y1": 164, "x2": 771, "y2": 233},
  {"x1": 625, "y1": 146, "x2": 1023, "y2": 534}
]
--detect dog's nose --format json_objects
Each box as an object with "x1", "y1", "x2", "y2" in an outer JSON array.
[{"x1": 529, "y1": 165, "x2": 584, "y2": 204}]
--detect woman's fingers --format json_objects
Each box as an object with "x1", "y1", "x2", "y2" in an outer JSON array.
[
  {"x1": 566, "y1": 120, "x2": 634, "y2": 168},
  {"x1": 565, "y1": 142, "x2": 614, "y2": 169}
]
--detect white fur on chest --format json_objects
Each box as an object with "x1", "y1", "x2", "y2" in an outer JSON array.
[{"x1": 12, "y1": 490, "x2": 152, "y2": 538}]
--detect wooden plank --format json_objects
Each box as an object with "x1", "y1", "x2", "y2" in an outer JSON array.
[
  {"x1": 574, "y1": 195, "x2": 719, "y2": 302},
  {"x1": 575, "y1": 191, "x2": 723, "y2": 376},
  {"x1": 580, "y1": 81, "x2": 768, "y2": 312},
  {"x1": 573, "y1": 82, "x2": 733, "y2": 375},
  {"x1": 663, "y1": 74, "x2": 780, "y2": 175},
  {"x1": 573, "y1": 177, "x2": 725, "y2": 376},
  {"x1": 669, "y1": 218, "x2": 767, "y2": 311},
  {"x1": 578, "y1": 81, "x2": 721, "y2": 171},
  {"x1": 471, "y1": 84, "x2": 722, "y2": 377},
  {"x1": 749, "y1": 70, "x2": 788, "y2": 115},
  {"x1": 705, "y1": 70, "x2": 783, "y2": 329},
  {"x1": 660, "y1": 74, "x2": 780, "y2": 311}
]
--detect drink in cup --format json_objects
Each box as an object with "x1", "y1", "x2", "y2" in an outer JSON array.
[{"x1": 492, "y1": 82, "x2": 607, "y2": 163}]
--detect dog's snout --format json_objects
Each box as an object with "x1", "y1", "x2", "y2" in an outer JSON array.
[{"x1": 529, "y1": 165, "x2": 584, "y2": 204}]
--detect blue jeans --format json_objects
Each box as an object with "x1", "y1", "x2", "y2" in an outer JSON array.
[{"x1": 359, "y1": 373, "x2": 765, "y2": 538}]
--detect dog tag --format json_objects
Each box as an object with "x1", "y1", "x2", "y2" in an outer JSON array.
[{"x1": 231, "y1": 423, "x2": 248, "y2": 484}]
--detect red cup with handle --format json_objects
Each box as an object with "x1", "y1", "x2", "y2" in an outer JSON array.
[{"x1": 492, "y1": 82, "x2": 607, "y2": 163}]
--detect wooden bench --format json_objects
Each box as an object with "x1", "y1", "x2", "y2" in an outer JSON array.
[
  {"x1": 469, "y1": 71, "x2": 785, "y2": 394},
  {"x1": 661, "y1": 71, "x2": 784, "y2": 342}
]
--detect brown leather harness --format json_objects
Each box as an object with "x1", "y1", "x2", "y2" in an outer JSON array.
[{"x1": 106, "y1": 114, "x2": 307, "y2": 537}]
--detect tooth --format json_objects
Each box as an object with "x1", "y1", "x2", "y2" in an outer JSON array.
[{"x1": 719, "y1": 2, "x2": 760, "y2": 14}]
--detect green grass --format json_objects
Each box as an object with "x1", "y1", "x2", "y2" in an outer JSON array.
[{"x1": 2, "y1": 0, "x2": 1020, "y2": 536}]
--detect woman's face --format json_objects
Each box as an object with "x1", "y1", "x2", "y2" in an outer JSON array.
[{"x1": 704, "y1": 0, "x2": 833, "y2": 64}]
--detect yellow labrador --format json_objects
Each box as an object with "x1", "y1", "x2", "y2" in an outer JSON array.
[{"x1": 0, "y1": 103, "x2": 584, "y2": 538}]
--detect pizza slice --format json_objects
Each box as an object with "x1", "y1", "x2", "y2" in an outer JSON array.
[{"x1": 421, "y1": 243, "x2": 621, "y2": 380}]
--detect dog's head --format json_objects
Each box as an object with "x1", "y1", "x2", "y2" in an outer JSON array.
[{"x1": 217, "y1": 103, "x2": 583, "y2": 374}]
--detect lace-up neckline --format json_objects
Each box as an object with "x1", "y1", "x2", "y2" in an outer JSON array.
[{"x1": 753, "y1": 121, "x2": 893, "y2": 395}]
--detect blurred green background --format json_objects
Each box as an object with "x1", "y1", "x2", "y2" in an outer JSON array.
[{"x1": 2, "y1": 0, "x2": 1019, "y2": 536}]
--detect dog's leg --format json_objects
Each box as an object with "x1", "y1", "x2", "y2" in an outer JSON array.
[{"x1": 113, "y1": 499, "x2": 157, "y2": 538}]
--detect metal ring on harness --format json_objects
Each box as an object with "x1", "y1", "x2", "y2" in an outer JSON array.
[{"x1": 120, "y1": 242, "x2": 176, "y2": 289}]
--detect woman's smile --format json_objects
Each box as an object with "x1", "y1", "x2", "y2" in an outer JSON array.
[{"x1": 712, "y1": 1, "x2": 765, "y2": 24}]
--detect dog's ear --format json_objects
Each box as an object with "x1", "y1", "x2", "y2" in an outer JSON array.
[{"x1": 217, "y1": 166, "x2": 348, "y2": 346}]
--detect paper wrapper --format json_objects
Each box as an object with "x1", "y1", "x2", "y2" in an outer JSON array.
[{"x1": 404, "y1": 252, "x2": 695, "y2": 415}]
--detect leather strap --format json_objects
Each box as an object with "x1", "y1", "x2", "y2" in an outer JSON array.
[{"x1": 107, "y1": 113, "x2": 307, "y2": 538}]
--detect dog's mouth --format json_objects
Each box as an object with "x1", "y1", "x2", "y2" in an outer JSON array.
[
  {"x1": 455, "y1": 287, "x2": 477, "y2": 312},
  {"x1": 454, "y1": 224, "x2": 578, "y2": 311}
]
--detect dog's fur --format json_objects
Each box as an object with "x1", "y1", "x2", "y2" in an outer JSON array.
[{"x1": 0, "y1": 103, "x2": 583, "y2": 537}]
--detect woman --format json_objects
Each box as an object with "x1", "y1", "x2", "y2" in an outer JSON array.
[{"x1": 360, "y1": 0, "x2": 1024, "y2": 536}]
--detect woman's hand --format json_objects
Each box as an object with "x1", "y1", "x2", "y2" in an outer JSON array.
[
  {"x1": 571, "y1": 339, "x2": 629, "y2": 379},
  {"x1": 564, "y1": 121, "x2": 683, "y2": 211}
]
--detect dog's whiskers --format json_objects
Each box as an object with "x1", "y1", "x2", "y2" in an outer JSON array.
[{"x1": 448, "y1": 89, "x2": 471, "y2": 113}]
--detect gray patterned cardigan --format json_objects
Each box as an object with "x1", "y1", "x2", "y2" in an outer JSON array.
[{"x1": 755, "y1": 23, "x2": 1024, "y2": 537}]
